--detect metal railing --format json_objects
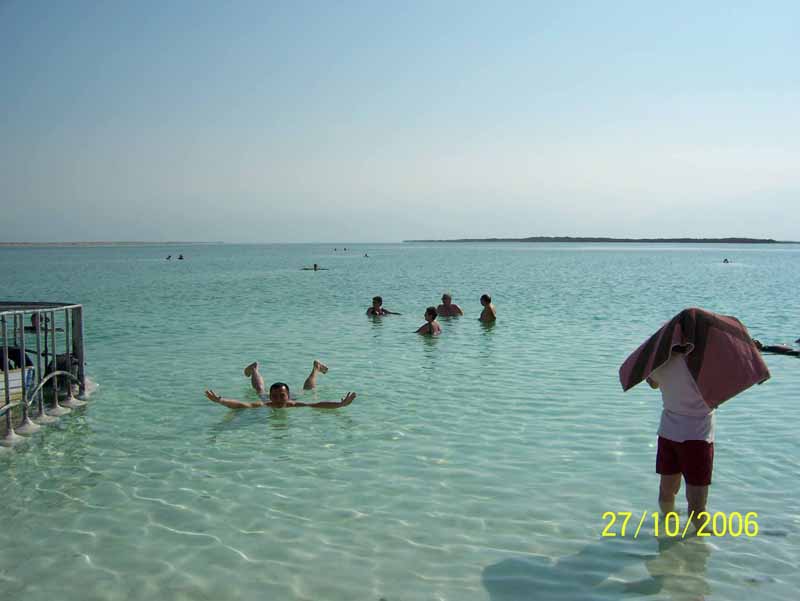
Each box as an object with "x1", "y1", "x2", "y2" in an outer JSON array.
[{"x1": 1, "y1": 302, "x2": 87, "y2": 447}]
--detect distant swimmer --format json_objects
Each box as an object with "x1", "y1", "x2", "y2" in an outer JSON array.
[
  {"x1": 416, "y1": 306, "x2": 442, "y2": 336},
  {"x1": 437, "y1": 293, "x2": 464, "y2": 317},
  {"x1": 723, "y1": 258, "x2": 730, "y2": 264},
  {"x1": 364, "y1": 253, "x2": 369, "y2": 258},
  {"x1": 366, "y1": 296, "x2": 401, "y2": 316},
  {"x1": 753, "y1": 340, "x2": 800, "y2": 357},
  {"x1": 166, "y1": 255, "x2": 171, "y2": 260},
  {"x1": 302, "y1": 263, "x2": 328, "y2": 271},
  {"x1": 178, "y1": 254, "x2": 184, "y2": 260},
  {"x1": 204, "y1": 359, "x2": 356, "y2": 409},
  {"x1": 479, "y1": 294, "x2": 496, "y2": 323}
]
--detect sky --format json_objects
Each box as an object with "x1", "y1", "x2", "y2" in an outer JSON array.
[{"x1": 1, "y1": 1, "x2": 798, "y2": 243}]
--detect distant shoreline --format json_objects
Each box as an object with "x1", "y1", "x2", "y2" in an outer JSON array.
[
  {"x1": 404, "y1": 236, "x2": 799, "y2": 244},
  {"x1": 2, "y1": 237, "x2": 798, "y2": 247},
  {"x1": 0, "y1": 241, "x2": 225, "y2": 248}
]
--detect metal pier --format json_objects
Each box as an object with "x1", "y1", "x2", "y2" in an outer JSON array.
[{"x1": 0, "y1": 302, "x2": 87, "y2": 447}]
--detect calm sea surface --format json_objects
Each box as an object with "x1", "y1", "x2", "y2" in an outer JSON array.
[{"x1": 1, "y1": 243, "x2": 798, "y2": 601}]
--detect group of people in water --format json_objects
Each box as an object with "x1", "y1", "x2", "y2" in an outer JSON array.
[
  {"x1": 366, "y1": 293, "x2": 496, "y2": 335},
  {"x1": 203, "y1": 291, "x2": 497, "y2": 411},
  {"x1": 204, "y1": 251, "x2": 794, "y2": 424},
  {"x1": 204, "y1": 291, "x2": 799, "y2": 414}
]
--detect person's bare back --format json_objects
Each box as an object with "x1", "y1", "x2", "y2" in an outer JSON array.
[
  {"x1": 416, "y1": 307, "x2": 442, "y2": 335},
  {"x1": 479, "y1": 294, "x2": 496, "y2": 322}
]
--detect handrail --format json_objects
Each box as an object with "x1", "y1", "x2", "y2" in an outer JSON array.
[
  {"x1": 0, "y1": 304, "x2": 84, "y2": 317},
  {"x1": 0, "y1": 372, "x2": 80, "y2": 414},
  {"x1": 0, "y1": 402, "x2": 20, "y2": 417},
  {"x1": 1, "y1": 303, "x2": 88, "y2": 440},
  {"x1": 24, "y1": 370, "x2": 81, "y2": 406}
]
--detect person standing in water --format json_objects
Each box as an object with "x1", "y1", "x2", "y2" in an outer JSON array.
[
  {"x1": 647, "y1": 347, "x2": 714, "y2": 530},
  {"x1": 416, "y1": 307, "x2": 442, "y2": 336},
  {"x1": 479, "y1": 294, "x2": 496, "y2": 322},
  {"x1": 437, "y1": 293, "x2": 464, "y2": 317},
  {"x1": 366, "y1": 296, "x2": 401, "y2": 316}
]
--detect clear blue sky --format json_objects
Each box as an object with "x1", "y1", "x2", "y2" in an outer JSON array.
[{"x1": 2, "y1": 1, "x2": 798, "y2": 242}]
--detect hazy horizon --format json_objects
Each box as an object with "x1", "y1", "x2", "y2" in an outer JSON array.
[
  {"x1": 0, "y1": 235, "x2": 800, "y2": 248},
  {"x1": 2, "y1": 1, "x2": 798, "y2": 243}
]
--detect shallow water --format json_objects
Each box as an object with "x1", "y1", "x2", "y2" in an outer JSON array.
[{"x1": 1, "y1": 242, "x2": 798, "y2": 601}]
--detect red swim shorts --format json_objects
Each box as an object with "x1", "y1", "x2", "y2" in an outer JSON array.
[{"x1": 656, "y1": 436, "x2": 714, "y2": 486}]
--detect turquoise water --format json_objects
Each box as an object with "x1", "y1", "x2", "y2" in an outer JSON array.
[{"x1": 1, "y1": 242, "x2": 798, "y2": 601}]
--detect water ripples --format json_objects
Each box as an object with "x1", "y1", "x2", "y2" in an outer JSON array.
[{"x1": 1, "y1": 243, "x2": 798, "y2": 600}]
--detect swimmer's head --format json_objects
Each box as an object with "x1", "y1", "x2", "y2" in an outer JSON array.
[
  {"x1": 372, "y1": 296, "x2": 383, "y2": 307},
  {"x1": 441, "y1": 293, "x2": 452, "y2": 304},
  {"x1": 480, "y1": 294, "x2": 492, "y2": 305},
  {"x1": 269, "y1": 382, "x2": 291, "y2": 405},
  {"x1": 425, "y1": 306, "x2": 438, "y2": 321}
]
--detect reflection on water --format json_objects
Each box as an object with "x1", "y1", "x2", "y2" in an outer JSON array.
[
  {"x1": 368, "y1": 314, "x2": 385, "y2": 336},
  {"x1": 206, "y1": 402, "x2": 359, "y2": 449},
  {"x1": 206, "y1": 409, "x2": 263, "y2": 441},
  {"x1": 482, "y1": 536, "x2": 712, "y2": 601},
  {"x1": 635, "y1": 537, "x2": 712, "y2": 600},
  {"x1": 266, "y1": 409, "x2": 290, "y2": 430},
  {"x1": 420, "y1": 332, "x2": 441, "y2": 374}
]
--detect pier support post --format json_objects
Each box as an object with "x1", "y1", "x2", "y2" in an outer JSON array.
[
  {"x1": 33, "y1": 311, "x2": 57, "y2": 424},
  {"x1": 1, "y1": 316, "x2": 24, "y2": 447},
  {"x1": 73, "y1": 306, "x2": 87, "y2": 400},
  {"x1": 15, "y1": 313, "x2": 40, "y2": 434},
  {"x1": 47, "y1": 310, "x2": 70, "y2": 417},
  {"x1": 61, "y1": 307, "x2": 85, "y2": 409}
]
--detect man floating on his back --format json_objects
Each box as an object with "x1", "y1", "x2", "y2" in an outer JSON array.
[{"x1": 205, "y1": 359, "x2": 356, "y2": 409}]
